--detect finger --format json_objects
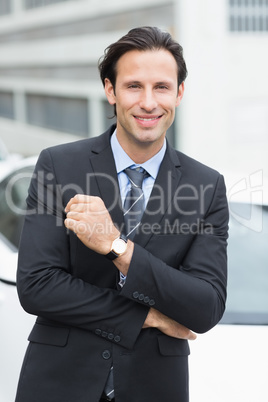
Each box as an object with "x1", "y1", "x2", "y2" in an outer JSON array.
[
  {"x1": 69, "y1": 203, "x2": 91, "y2": 213},
  {"x1": 65, "y1": 197, "x2": 77, "y2": 213},
  {"x1": 65, "y1": 195, "x2": 102, "y2": 212},
  {"x1": 178, "y1": 328, "x2": 197, "y2": 341},
  {"x1": 65, "y1": 218, "x2": 90, "y2": 236},
  {"x1": 177, "y1": 324, "x2": 197, "y2": 341},
  {"x1": 65, "y1": 194, "x2": 90, "y2": 212},
  {"x1": 64, "y1": 217, "x2": 77, "y2": 231},
  {"x1": 74, "y1": 194, "x2": 92, "y2": 202},
  {"x1": 188, "y1": 331, "x2": 197, "y2": 341},
  {"x1": 66, "y1": 211, "x2": 81, "y2": 219}
]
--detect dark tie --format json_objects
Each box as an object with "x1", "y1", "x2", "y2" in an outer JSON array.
[
  {"x1": 103, "y1": 168, "x2": 148, "y2": 400},
  {"x1": 103, "y1": 366, "x2": 114, "y2": 401},
  {"x1": 123, "y1": 167, "x2": 148, "y2": 240}
]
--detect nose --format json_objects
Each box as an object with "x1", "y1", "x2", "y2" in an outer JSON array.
[{"x1": 139, "y1": 89, "x2": 157, "y2": 112}]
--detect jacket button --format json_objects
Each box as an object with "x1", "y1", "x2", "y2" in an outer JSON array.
[
  {"x1": 149, "y1": 299, "x2": 155, "y2": 306},
  {"x1": 108, "y1": 333, "x2": 114, "y2": 340},
  {"x1": 133, "y1": 291, "x2": 139, "y2": 299},
  {"x1": 101, "y1": 331, "x2": 108, "y2": 338},
  {"x1": 144, "y1": 296, "x2": 150, "y2": 303},
  {"x1": 139, "y1": 293, "x2": 145, "y2": 301},
  {"x1": 102, "y1": 350, "x2": 111, "y2": 360},
  {"x1": 95, "y1": 329, "x2": 102, "y2": 336},
  {"x1": 114, "y1": 335, "x2": 121, "y2": 343}
]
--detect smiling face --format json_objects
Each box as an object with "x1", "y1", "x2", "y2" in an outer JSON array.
[{"x1": 105, "y1": 49, "x2": 184, "y2": 162}]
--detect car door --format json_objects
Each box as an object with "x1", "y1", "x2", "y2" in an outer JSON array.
[
  {"x1": 189, "y1": 201, "x2": 268, "y2": 402},
  {"x1": 0, "y1": 165, "x2": 36, "y2": 402}
]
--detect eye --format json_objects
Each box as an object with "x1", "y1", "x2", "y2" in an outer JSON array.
[
  {"x1": 128, "y1": 84, "x2": 140, "y2": 89},
  {"x1": 157, "y1": 85, "x2": 169, "y2": 90}
]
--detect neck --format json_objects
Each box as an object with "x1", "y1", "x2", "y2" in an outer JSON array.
[{"x1": 116, "y1": 134, "x2": 165, "y2": 164}]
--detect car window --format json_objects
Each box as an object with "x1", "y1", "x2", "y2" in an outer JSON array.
[
  {"x1": 0, "y1": 166, "x2": 34, "y2": 249},
  {"x1": 221, "y1": 202, "x2": 268, "y2": 325}
]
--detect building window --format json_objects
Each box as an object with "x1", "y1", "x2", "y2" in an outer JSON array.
[
  {"x1": 26, "y1": 94, "x2": 89, "y2": 136},
  {"x1": 0, "y1": 0, "x2": 11, "y2": 16},
  {"x1": 24, "y1": 0, "x2": 71, "y2": 10},
  {"x1": 229, "y1": 0, "x2": 268, "y2": 32},
  {"x1": 0, "y1": 91, "x2": 14, "y2": 120}
]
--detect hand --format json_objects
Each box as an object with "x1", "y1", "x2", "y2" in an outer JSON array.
[
  {"x1": 64, "y1": 194, "x2": 119, "y2": 254},
  {"x1": 143, "y1": 308, "x2": 197, "y2": 341}
]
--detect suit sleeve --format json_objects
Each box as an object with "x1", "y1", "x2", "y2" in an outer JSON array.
[
  {"x1": 120, "y1": 174, "x2": 229, "y2": 334},
  {"x1": 17, "y1": 149, "x2": 148, "y2": 350}
]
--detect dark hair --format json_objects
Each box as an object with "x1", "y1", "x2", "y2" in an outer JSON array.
[{"x1": 98, "y1": 26, "x2": 187, "y2": 89}]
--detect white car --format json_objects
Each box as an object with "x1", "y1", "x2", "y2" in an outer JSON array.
[
  {"x1": 0, "y1": 157, "x2": 37, "y2": 402},
  {"x1": 190, "y1": 173, "x2": 268, "y2": 402},
  {"x1": 0, "y1": 164, "x2": 267, "y2": 402}
]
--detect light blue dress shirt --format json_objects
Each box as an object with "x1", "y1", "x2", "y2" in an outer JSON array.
[
  {"x1": 110, "y1": 130, "x2": 166, "y2": 210},
  {"x1": 110, "y1": 130, "x2": 166, "y2": 287}
]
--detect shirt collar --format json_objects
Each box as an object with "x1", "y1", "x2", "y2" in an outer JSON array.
[{"x1": 110, "y1": 129, "x2": 166, "y2": 180}]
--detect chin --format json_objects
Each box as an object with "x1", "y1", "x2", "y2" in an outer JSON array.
[{"x1": 134, "y1": 135, "x2": 158, "y2": 144}]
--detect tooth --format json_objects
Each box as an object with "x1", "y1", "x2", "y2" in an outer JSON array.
[{"x1": 137, "y1": 117, "x2": 157, "y2": 121}]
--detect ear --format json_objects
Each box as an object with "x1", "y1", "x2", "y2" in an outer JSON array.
[
  {"x1": 104, "y1": 78, "x2": 116, "y2": 105},
  {"x1": 175, "y1": 82, "x2": 185, "y2": 107}
]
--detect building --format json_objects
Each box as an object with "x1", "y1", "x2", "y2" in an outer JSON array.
[
  {"x1": 0, "y1": 0, "x2": 268, "y2": 181},
  {"x1": 0, "y1": 0, "x2": 177, "y2": 156}
]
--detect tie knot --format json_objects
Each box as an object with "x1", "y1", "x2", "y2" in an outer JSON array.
[{"x1": 124, "y1": 167, "x2": 147, "y2": 189}]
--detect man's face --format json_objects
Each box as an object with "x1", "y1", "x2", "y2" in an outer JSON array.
[{"x1": 105, "y1": 49, "x2": 184, "y2": 155}]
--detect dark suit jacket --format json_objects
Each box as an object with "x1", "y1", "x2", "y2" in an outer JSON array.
[{"x1": 16, "y1": 125, "x2": 228, "y2": 402}]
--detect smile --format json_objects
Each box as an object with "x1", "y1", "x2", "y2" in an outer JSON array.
[{"x1": 135, "y1": 116, "x2": 161, "y2": 121}]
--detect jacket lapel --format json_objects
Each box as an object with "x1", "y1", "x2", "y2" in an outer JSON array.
[{"x1": 89, "y1": 128, "x2": 125, "y2": 232}]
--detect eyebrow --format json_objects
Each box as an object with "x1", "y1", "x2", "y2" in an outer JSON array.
[
  {"x1": 123, "y1": 80, "x2": 174, "y2": 87},
  {"x1": 155, "y1": 81, "x2": 173, "y2": 87},
  {"x1": 123, "y1": 80, "x2": 141, "y2": 85}
]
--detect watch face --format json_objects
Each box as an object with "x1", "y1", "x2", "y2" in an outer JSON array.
[{"x1": 113, "y1": 238, "x2": 127, "y2": 255}]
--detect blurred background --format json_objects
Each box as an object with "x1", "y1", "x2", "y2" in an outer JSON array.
[
  {"x1": 0, "y1": 1, "x2": 268, "y2": 402},
  {"x1": 0, "y1": 0, "x2": 267, "y2": 179}
]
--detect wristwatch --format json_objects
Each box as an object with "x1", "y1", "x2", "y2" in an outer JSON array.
[{"x1": 105, "y1": 234, "x2": 128, "y2": 260}]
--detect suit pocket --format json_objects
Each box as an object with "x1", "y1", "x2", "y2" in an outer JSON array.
[
  {"x1": 28, "y1": 322, "x2": 70, "y2": 347},
  {"x1": 157, "y1": 335, "x2": 190, "y2": 356}
]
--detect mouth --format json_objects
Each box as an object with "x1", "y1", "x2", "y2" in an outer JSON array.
[
  {"x1": 134, "y1": 115, "x2": 163, "y2": 128},
  {"x1": 134, "y1": 115, "x2": 162, "y2": 122}
]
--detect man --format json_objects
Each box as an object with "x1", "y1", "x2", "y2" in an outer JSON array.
[{"x1": 16, "y1": 27, "x2": 228, "y2": 402}]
